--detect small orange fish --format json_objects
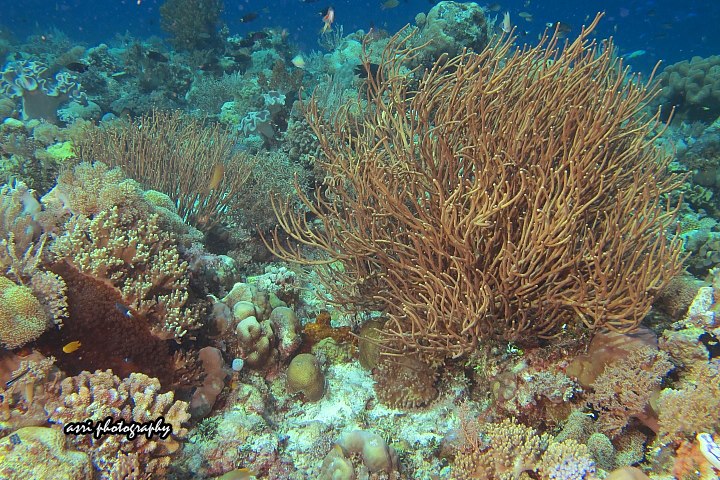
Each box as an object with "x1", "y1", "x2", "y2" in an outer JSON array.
[
  {"x1": 63, "y1": 341, "x2": 82, "y2": 353},
  {"x1": 321, "y1": 6, "x2": 335, "y2": 33},
  {"x1": 207, "y1": 163, "x2": 225, "y2": 191}
]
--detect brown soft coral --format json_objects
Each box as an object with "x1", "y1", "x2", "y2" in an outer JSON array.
[
  {"x1": 45, "y1": 369, "x2": 190, "y2": 480},
  {"x1": 587, "y1": 346, "x2": 673, "y2": 438},
  {"x1": 42, "y1": 161, "x2": 148, "y2": 218},
  {"x1": 657, "y1": 361, "x2": 720, "y2": 443},
  {"x1": 50, "y1": 207, "x2": 201, "y2": 340}
]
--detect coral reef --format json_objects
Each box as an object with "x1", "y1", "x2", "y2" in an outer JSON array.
[{"x1": 1, "y1": 6, "x2": 718, "y2": 480}]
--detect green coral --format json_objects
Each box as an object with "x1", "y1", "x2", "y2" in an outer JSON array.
[{"x1": 45, "y1": 141, "x2": 75, "y2": 162}]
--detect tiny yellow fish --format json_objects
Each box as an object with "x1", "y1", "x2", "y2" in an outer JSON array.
[
  {"x1": 207, "y1": 163, "x2": 225, "y2": 191},
  {"x1": 291, "y1": 54, "x2": 306, "y2": 69},
  {"x1": 63, "y1": 341, "x2": 82, "y2": 353}
]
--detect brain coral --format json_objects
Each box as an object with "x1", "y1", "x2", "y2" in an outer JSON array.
[
  {"x1": 286, "y1": 353, "x2": 325, "y2": 402},
  {"x1": 0, "y1": 275, "x2": 49, "y2": 348}
]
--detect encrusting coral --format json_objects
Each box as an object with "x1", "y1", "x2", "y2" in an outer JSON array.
[{"x1": 0, "y1": 426, "x2": 93, "y2": 479}]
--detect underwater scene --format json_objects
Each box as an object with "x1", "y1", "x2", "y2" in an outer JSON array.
[{"x1": 0, "y1": 0, "x2": 719, "y2": 479}]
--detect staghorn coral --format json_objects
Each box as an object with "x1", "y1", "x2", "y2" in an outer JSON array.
[
  {"x1": 50, "y1": 207, "x2": 201, "y2": 340},
  {"x1": 45, "y1": 370, "x2": 190, "y2": 480},
  {"x1": 270, "y1": 16, "x2": 685, "y2": 360}
]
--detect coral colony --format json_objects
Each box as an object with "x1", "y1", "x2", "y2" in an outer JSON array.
[{"x1": 0, "y1": 1, "x2": 719, "y2": 479}]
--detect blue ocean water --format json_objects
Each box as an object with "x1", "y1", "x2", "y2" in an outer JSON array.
[{"x1": 1, "y1": 0, "x2": 716, "y2": 74}]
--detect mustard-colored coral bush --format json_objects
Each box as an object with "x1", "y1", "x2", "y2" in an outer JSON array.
[
  {"x1": 271, "y1": 16, "x2": 685, "y2": 359},
  {"x1": 0, "y1": 275, "x2": 49, "y2": 348}
]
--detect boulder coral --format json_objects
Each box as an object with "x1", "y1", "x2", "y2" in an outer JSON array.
[{"x1": 286, "y1": 353, "x2": 325, "y2": 402}]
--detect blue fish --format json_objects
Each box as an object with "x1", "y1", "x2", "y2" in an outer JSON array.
[{"x1": 115, "y1": 302, "x2": 135, "y2": 318}]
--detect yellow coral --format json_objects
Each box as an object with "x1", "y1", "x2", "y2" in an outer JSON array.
[
  {"x1": 0, "y1": 276, "x2": 49, "y2": 348},
  {"x1": 0, "y1": 427, "x2": 92, "y2": 480},
  {"x1": 286, "y1": 353, "x2": 325, "y2": 402}
]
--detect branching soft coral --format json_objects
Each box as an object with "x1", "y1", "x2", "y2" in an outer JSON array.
[
  {"x1": 588, "y1": 346, "x2": 673, "y2": 438},
  {"x1": 50, "y1": 207, "x2": 200, "y2": 340},
  {"x1": 657, "y1": 361, "x2": 720, "y2": 443}
]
